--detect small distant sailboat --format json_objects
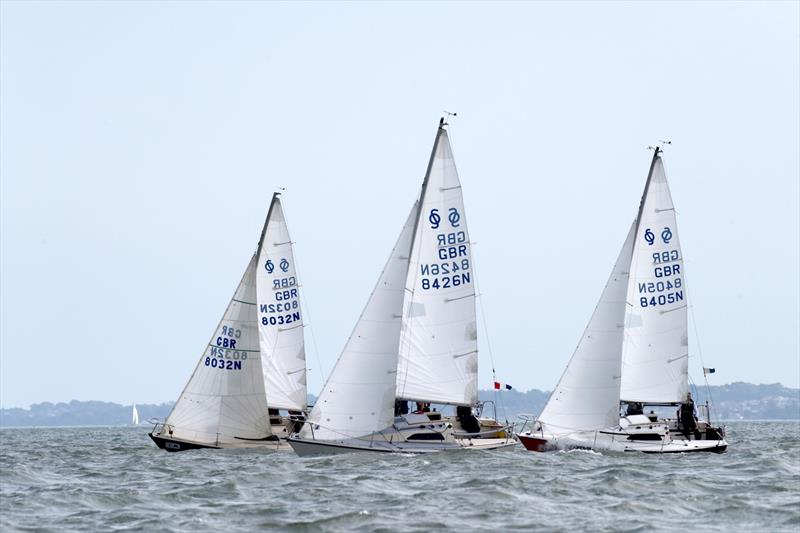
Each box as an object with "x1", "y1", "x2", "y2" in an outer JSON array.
[
  {"x1": 288, "y1": 118, "x2": 516, "y2": 455},
  {"x1": 149, "y1": 193, "x2": 308, "y2": 452},
  {"x1": 132, "y1": 403, "x2": 140, "y2": 425},
  {"x1": 517, "y1": 146, "x2": 728, "y2": 453}
]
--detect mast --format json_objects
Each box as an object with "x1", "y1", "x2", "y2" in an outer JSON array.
[
  {"x1": 632, "y1": 146, "x2": 662, "y2": 240},
  {"x1": 406, "y1": 118, "x2": 446, "y2": 258},
  {"x1": 621, "y1": 142, "x2": 689, "y2": 405},
  {"x1": 396, "y1": 116, "x2": 478, "y2": 406},
  {"x1": 257, "y1": 192, "x2": 281, "y2": 252},
  {"x1": 255, "y1": 191, "x2": 308, "y2": 411}
]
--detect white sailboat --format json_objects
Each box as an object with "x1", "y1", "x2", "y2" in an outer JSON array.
[
  {"x1": 149, "y1": 193, "x2": 307, "y2": 452},
  {"x1": 132, "y1": 403, "x2": 140, "y2": 425},
  {"x1": 517, "y1": 146, "x2": 727, "y2": 453},
  {"x1": 288, "y1": 118, "x2": 516, "y2": 456}
]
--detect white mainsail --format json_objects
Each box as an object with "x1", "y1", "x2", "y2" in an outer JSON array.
[
  {"x1": 301, "y1": 203, "x2": 418, "y2": 441},
  {"x1": 132, "y1": 403, "x2": 140, "y2": 425},
  {"x1": 396, "y1": 127, "x2": 478, "y2": 406},
  {"x1": 162, "y1": 256, "x2": 271, "y2": 446},
  {"x1": 539, "y1": 222, "x2": 636, "y2": 434},
  {"x1": 256, "y1": 194, "x2": 307, "y2": 411},
  {"x1": 621, "y1": 152, "x2": 689, "y2": 404}
]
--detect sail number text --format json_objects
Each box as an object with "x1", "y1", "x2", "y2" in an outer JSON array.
[
  {"x1": 419, "y1": 231, "x2": 472, "y2": 291},
  {"x1": 205, "y1": 325, "x2": 247, "y2": 371},
  {"x1": 260, "y1": 276, "x2": 302, "y2": 327},
  {"x1": 638, "y1": 249, "x2": 684, "y2": 308}
]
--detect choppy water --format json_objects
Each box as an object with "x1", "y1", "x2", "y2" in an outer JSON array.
[{"x1": 1, "y1": 422, "x2": 798, "y2": 532}]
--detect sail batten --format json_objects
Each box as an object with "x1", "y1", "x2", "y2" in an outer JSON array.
[
  {"x1": 396, "y1": 128, "x2": 479, "y2": 407},
  {"x1": 621, "y1": 154, "x2": 689, "y2": 403},
  {"x1": 539, "y1": 221, "x2": 636, "y2": 434},
  {"x1": 256, "y1": 194, "x2": 308, "y2": 411},
  {"x1": 162, "y1": 255, "x2": 272, "y2": 446},
  {"x1": 300, "y1": 203, "x2": 419, "y2": 440}
]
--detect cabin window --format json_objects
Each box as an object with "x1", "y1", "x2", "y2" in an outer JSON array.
[{"x1": 407, "y1": 432, "x2": 445, "y2": 441}]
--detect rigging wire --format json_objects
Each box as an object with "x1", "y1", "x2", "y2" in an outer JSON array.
[
  {"x1": 279, "y1": 192, "x2": 328, "y2": 392},
  {"x1": 470, "y1": 242, "x2": 508, "y2": 423}
]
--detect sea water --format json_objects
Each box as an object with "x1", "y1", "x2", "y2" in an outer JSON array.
[{"x1": 1, "y1": 421, "x2": 798, "y2": 532}]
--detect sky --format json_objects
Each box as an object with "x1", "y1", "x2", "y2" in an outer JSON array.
[{"x1": 1, "y1": 1, "x2": 798, "y2": 408}]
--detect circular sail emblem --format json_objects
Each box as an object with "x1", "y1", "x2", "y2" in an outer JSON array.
[
  {"x1": 661, "y1": 227, "x2": 673, "y2": 244},
  {"x1": 265, "y1": 260, "x2": 274, "y2": 274},
  {"x1": 279, "y1": 258, "x2": 290, "y2": 272},
  {"x1": 428, "y1": 208, "x2": 441, "y2": 229},
  {"x1": 644, "y1": 228, "x2": 655, "y2": 246},
  {"x1": 448, "y1": 208, "x2": 461, "y2": 228}
]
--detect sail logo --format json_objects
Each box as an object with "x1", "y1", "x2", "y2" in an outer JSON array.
[
  {"x1": 265, "y1": 260, "x2": 275, "y2": 274},
  {"x1": 280, "y1": 258, "x2": 290, "y2": 272},
  {"x1": 644, "y1": 228, "x2": 655, "y2": 246},
  {"x1": 661, "y1": 227, "x2": 673, "y2": 244},
  {"x1": 429, "y1": 209, "x2": 441, "y2": 229},
  {"x1": 448, "y1": 208, "x2": 461, "y2": 228}
]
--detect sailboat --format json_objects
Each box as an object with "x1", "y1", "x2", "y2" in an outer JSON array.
[
  {"x1": 517, "y1": 146, "x2": 728, "y2": 453},
  {"x1": 149, "y1": 193, "x2": 308, "y2": 452},
  {"x1": 288, "y1": 118, "x2": 516, "y2": 455},
  {"x1": 132, "y1": 403, "x2": 140, "y2": 425}
]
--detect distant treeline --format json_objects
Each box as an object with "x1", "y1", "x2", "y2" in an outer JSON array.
[
  {"x1": 1, "y1": 382, "x2": 797, "y2": 427},
  {"x1": 484, "y1": 382, "x2": 800, "y2": 422}
]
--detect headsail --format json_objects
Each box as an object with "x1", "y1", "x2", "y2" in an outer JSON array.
[
  {"x1": 397, "y1": 126, "x2": 478, "y2": 406},
  {"x1": 539, "y1": 222, "x2": 636, "y2": 434},
  {"x1": 256, "y1": 194, "x2": 307, "y2": 411},
  {"x1": 162, "y1": 256, "x2": 271, "y2": 446},
  {"x1": 301, "y1": 203, "x2": 418, "y2": 441},
  {"x1": 621, "y1": 151, "x2": 689, "y2": 403}
]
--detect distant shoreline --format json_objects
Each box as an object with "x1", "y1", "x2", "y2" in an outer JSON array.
[
  {"x1": 1, "y1": 419, "x2": 799, "y2": 431},
  {"x1": 2, "y1": 382, "x2": 798, "y2": 427}
]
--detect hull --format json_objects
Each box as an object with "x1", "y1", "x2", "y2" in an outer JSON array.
[
  {"x1": 149, "y1": 433, "x2": 220, "y2": 452},
  {"x1": 288, "y1": 436, "x2": 516, "y2": 457},
  {"x1": 149, "y1": 417, "x2": 300, "y2": 452},
  {"x1": 149, "y1": 431, "x2": 292, "y2": 452},
  {"x1": 516, "y1": 428, "x2": 727, "y2": 454},
  {"x1": 517, "y1": 433, "x2": 549, "y2": 452}
]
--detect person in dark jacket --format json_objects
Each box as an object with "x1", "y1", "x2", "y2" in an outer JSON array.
[{"x1": 678, "y1": 392, "x2": 698, "y2": 438}]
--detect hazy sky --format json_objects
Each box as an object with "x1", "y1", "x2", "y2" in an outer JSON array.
[{"x1": 1, "y1": 1, "x2": 798, "y2": 408}]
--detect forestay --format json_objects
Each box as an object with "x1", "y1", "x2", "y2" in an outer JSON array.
[
  {"x1": 301, "y1": 203, "x2": 418, "y2": 440},
  {"x1": 163, "y1": 256, "x2": 271, "y2": 445},
  {"x1": 256, "y1": 194, "x2": 307, "y2": 411},
  {"x1": 397, "y1": 128, "x2": 478, "y2": 406},
  {"x1": 539, "y1": 222, "x2": 635, "y2": 434},
  {"x1": 621, "y1": 153, "x2": 689, "y2": 404}
]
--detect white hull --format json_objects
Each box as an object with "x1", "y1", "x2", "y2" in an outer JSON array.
[
  {"x1": 517, "y1": 427, "x2": 727, "y2": 454},
  {"x1": 288, "y1": 435, "x2": 516, "y2": 456},
  {"x1": 289, "y1": 414, "x2": 516, "y2": 456}
]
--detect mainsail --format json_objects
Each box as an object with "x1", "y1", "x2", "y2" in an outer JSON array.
[
  {"x1": 161, "y1": 256, "x2": 271, "y2": 445},
  {"x1": 621, "y1": 151, "x2": 689, "y2": 403},
  {"x1": 301, "y1": 203, "x2": 418, "y2": 441},
  {"x1": 132, "y1": 403, "x2": 140, "y2": 425},
  {"x1": 256, "y1": 194, "x2": 307, "y2": 411},
  {"x1": 396, "y1": 126, "x2": 478, "y2": 406},
  {"x1": 539, "y1": 222, "x2": 636, "y2": 434}
]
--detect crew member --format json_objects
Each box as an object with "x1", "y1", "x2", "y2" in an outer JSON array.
[{"x1": 678, "y1": 392, "x2": 698, "y2": 438}]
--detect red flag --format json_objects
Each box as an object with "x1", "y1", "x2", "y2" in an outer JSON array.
[{"x1": 493, "y1": 381, "x2": 501, "y2": 390}]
